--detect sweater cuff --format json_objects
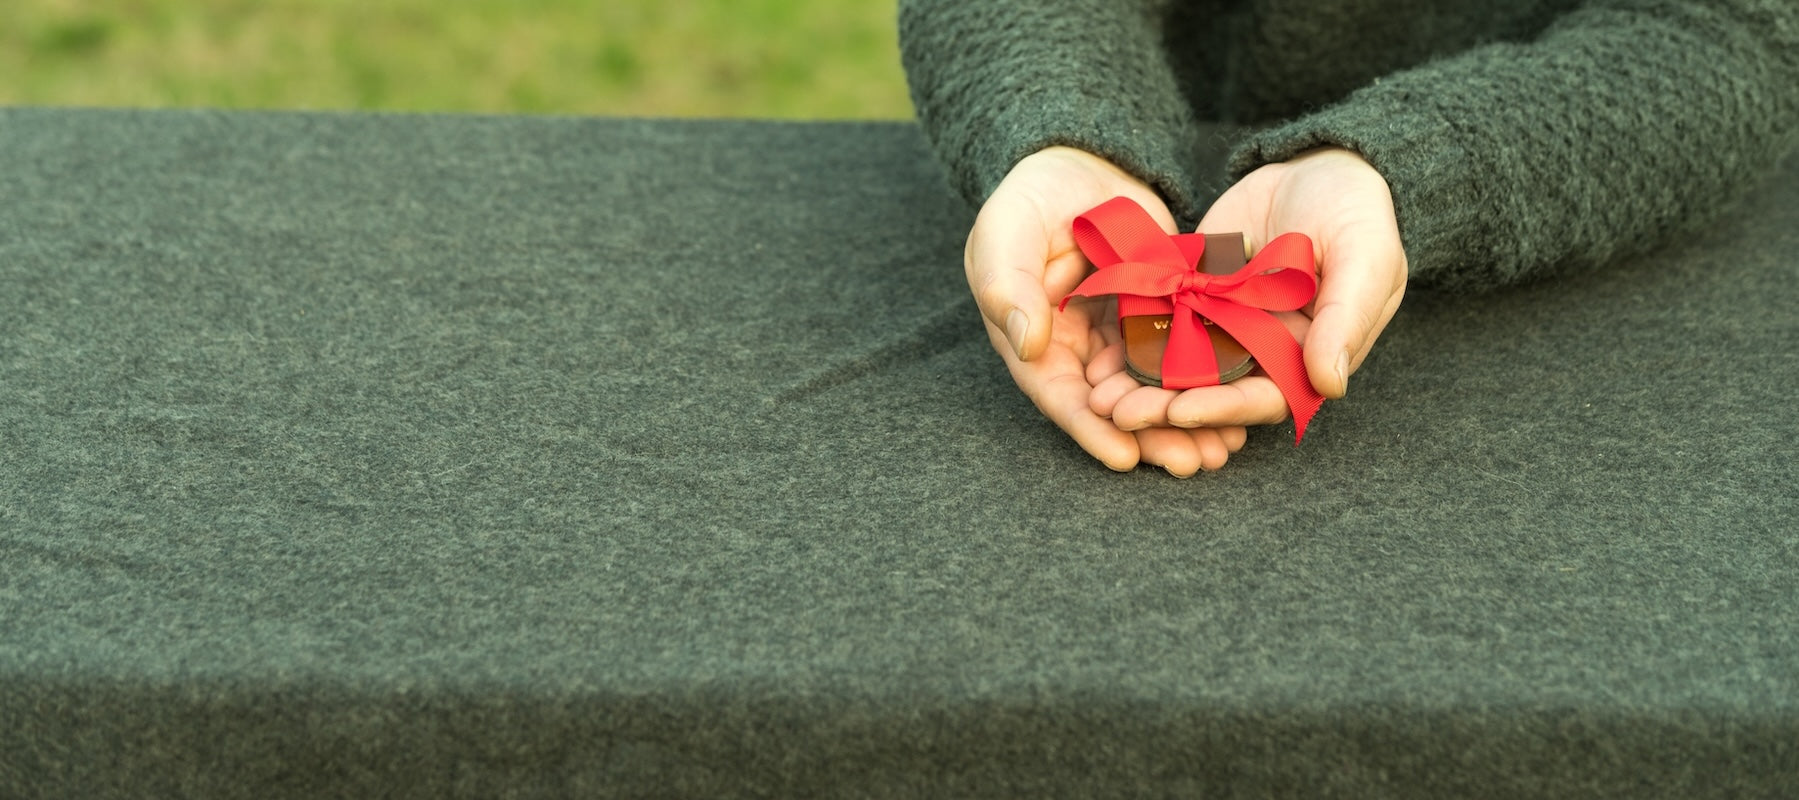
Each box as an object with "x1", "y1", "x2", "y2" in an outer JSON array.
[
  {"x1": 1226, "y1": 87, "x2": 1497, "y2": 291},
  {"x1": 951, "y1": 89, "x2": 1210, "y2": 229}
]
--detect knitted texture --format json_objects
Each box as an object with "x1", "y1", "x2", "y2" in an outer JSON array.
[{"x1": 899, "y1": 0, "x2": 1799, "y2": 290}]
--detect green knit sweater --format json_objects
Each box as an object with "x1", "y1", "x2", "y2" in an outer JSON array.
[{"x1": 898, "y1": 0, "x2": 1799, "y2": 290}]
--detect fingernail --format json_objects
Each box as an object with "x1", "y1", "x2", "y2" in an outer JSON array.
[
  {"x1": 1005, "y1": 309, "x2": 1029, "y2": 359},
  {"x1": 1335, "y1": 351, "x2": 1351, "y2": 393}
]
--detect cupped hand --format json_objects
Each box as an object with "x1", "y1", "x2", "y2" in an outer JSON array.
[
  {"x1": 970, "y1": 146, "x2": 1247, "y2": 475},
  {"x1": 1093, "y1": 147, "x2": 1408, "y2": 433}
]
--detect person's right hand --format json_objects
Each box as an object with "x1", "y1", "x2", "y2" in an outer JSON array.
[
  {"x1": 968, "y1": 147, "x2": 1247, "y2": 476},
  {"x1": 1086, "y1": 147, "x2": 1406, "y2": 436}
]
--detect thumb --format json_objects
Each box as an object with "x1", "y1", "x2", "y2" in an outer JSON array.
[
  {"x1": 1303, "y1": 231, "x2": 1405, "y2": 398},
  {"x1": 965, "y1": 198, "x2": 1057, "y2": 360}
]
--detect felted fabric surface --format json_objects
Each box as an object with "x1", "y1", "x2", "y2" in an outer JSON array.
[{"x1": 1, "y1": 108, "x2": 1795, "y2": 798}]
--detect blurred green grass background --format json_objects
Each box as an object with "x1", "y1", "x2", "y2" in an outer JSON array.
[{"x1": 4, "y1": 0, "x2": 914, "y2": 118}]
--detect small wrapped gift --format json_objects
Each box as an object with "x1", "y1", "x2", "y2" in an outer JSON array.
[
  {"x1": 1060, "y1": 197, "x2": 1327, "y2": 442},
  {"x1": 1117, "y1": 230, "x2": 1256, "y2": 386}
]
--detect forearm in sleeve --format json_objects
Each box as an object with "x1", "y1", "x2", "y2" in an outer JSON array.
[
  {"x1": 1228, "y1": 0, "x2": 1799, "y2": 290},
  {"x1": 899, "y1": 0, "x2": 1215, "y2": 223}
]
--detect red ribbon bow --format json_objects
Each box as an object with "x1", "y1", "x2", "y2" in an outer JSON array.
[{"x1": 1059, "y1": 197, "x2": 1326, "y2": 443}]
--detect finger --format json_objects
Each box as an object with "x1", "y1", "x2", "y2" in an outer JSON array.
[
  {"x1": 1084, "y1": 341, "x2": 1141, "y2": 419},
  {"x1": 987, "y1": 322, "x2": 1140, "y2": 471},
  {"x1": 1190, "y1": 427, "x2": 1235, "y2": 471},
  {"x1": 965, "y1": 198, "x2": 1061, "y2": 362},
  {"x1": 1220, "y1": 425, "x2": 1249, "y2": 452},
  {"x1": 1141, "y1": 427, "x2": 1244, "y2": 475},
  {"x1": 1089, "y1": 371, "x2": 1142, "y2": 420},
  {"x1": 1136, "y1": 427, "x2": 1202, "y2": 478},
  {"x1": 1164, "y1": 376, "x2": 1292, "y2": 428},
  {"x1": 1107, "y1": 383, "x2": 1182, "y2": 431},
  {"x1": 1349, "y1": 288, "x2": 1405, "y2": 375},
  {"x1": 1305, "y1": 231, "x2": 1406, "y2": 398},
  {"x1": 1084, "y1": 341, "x2": 1128, "y2": 387}
]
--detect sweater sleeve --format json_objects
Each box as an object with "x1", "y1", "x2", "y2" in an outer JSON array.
[
  {"x1": 1227, "y1": 0, "x2": 1799, "y2": 290},
  {"x1": 897, "y1": 0, "x2": 1216, "y2": 225}
]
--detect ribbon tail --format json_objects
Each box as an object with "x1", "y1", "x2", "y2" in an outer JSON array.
[
  {"x1": 1160, "y1": 307, "x2": 1220, "y2": 388},
  {"x1": 1199, "y1": 301, "x2": 1325, "y2": 444}
]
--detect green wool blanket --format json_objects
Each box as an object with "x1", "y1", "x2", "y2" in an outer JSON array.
[{"x1": 2, "y1": 109, "x2": 1794, "y2": 798}]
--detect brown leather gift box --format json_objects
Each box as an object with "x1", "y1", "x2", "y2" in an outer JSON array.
[{"x1": 1120, "y1": 232, "x2": 1256, "y2": 387}]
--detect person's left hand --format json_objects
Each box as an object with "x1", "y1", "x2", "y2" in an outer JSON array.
[
  {"x1": 1088, "y1": 147, "x2": 1408, "y2": 433},
  {"x1": 969, "y1": 146, "x2": 1249, "y2": 476}
]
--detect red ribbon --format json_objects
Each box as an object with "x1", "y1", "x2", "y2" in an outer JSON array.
[{"x1": 1059, "y1": 197, "x2": 1326, "y2": 443}]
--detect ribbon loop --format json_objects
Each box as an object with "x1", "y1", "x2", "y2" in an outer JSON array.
[{"x1": 1059, "y1": 198, "x2": 1326, "y2": 443}]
